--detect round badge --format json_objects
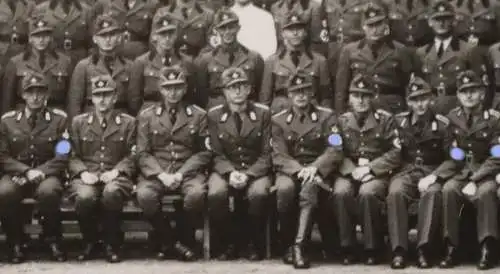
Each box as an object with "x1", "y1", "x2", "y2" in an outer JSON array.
[
  {"x1": 450, "y1": 147, "x2": 465, "y2": 161},
  {"x1": 490, "y1": 144, "x2": 500, "y2": 158},
  {"x1": 55, "y1": 140, "x2": 71, "y2": 155},
  {"x1": 328, "y1": 134, "x2": 342, "y2": 146}
]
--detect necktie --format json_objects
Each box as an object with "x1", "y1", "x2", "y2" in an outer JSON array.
[
  {"x1": 104, "y1": 56, "x2": 113, "y2": 73},
  {"x1": 62, "y1": 0, "x2": 71, "y2": 14},
  {"x1": 228, "y1": 51, "x2": 235, "y2": 64},
  {"x1": 181, "y1": 7, "x2": 188, "y2": 19},
  {"x1": 299, "y1": 113, "x2": 306, "y2": 123},
  {"x1": 101, "y1": 118, "x2": 107, "y2": 130},
  {"x1": 163, "y1": 54, "x2": 171, "y2": 66},
  {"x1": 357, "y1": 115, "x2": 366, "y2": 128},
  {"x1": 466, "y1": 114, "x2": 473, "y2": 128},
  {"x1": 437, "y1": 41, "x2": 444, "y2": 58},
  {"x1": 234, "y1": 112, "x2": 242, "y2": 133},
  {"x1": 291, "y1": 51, "x2": 300, "y2": 67},
  {"x1": 371, "y1": 45, "x2": 379, "y2": 59},
  {"x1": 6, "y1": 0, "x2": 15, "y2": 13},
  {"x1": 39, "y1": 55, "x2": 45, "y2": 69},
  {"x1": 169, "y1": 109, "x2": 177, "y2": 125},
  {"x1": 28, "y1": 114, "x2": 37, "y2": 129}
]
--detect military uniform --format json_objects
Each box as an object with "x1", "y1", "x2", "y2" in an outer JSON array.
[
  {"x1": 92, "y1": 0, "x2": 159, "y2": 60},
  {"x1": 333, "y1": 75, "x2": 400, "y2": 262},
  {"x1": 486, "y1": 41, "x2": 500, "y2": 109},
  {"x1": 33, "y1": 0, "x2": 93, "y2": 69},
  {"x1": 450, "y1": 0, "x2": 500, "y2": 46},
  {"x1": 207, "y1": 68, "x2": 272, "y2": 259},
  {"x1": 322, "y1": 0, "x2": 367, "y2": 45},
  {"x1": 0, "y1": 73, "x2": 69, "y2": 263},
  {"x1": 1, "y1": 16, "x2": 72, "y2": 114},
  {"x1": 128, "y1": 11, "x2": 198, "y2": 115},
  {"x1": 382, "y1": 77, "x2": 451, "y2": 268},
  {"x1": 195, "y1": 9, "x2": 264, "y2": 109},
  {"x1": 155, "y1": 1, "x2": 214, "y2": 59},
  {"x1": 271, "y1": 74, "x2": 342, "y2": 268},
  {"x1": 434, "y1": 71, "x2": 500, "y2": 269},
  {"x1": 69, "y1": 75, "x2": 136, "y2": 262},
  {"x1": 136, "y1": 67, "x2": 209, "y2": 258},
  {"x1": 260, "y1": 13, "x2": 331, "y2": 114},
  {"x1": 0, "y1": 0, "x2": 34, "y2": 70},
  {"x1": 68, "y1": 15, "x2": 133, "y2": 118},
  {"x1": 385, "y1": 0, "x2": 432, "y2": 47},
  {"x1": 335, "y1": 2, "x2": 418, "y2": 114}
]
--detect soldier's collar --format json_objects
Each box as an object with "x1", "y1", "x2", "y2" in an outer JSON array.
[
  {"x1": 156, "y1": 102, "x2": 193, "y2": 117},
  {"x1": 22, "y1": 108, "x2": 50, "y2": 122},
  {"x1": 286, "y1": 105, "x2": 318, "y2": 124},
  {"x1": 457, "y1": 106, "x2": 484, "y2": 119},
  {"x1": 359, "y1": 38, "x2": 395, "y2": 50},
  {"x1": 410, "y1": 110, "x2": 432, "y2": 125},
  {"x1": 220, "y1": 102, "x2": 256, "y2": 123},
  {"x1": 89, "y1": 110, "x2": 120, "y2": 125}
]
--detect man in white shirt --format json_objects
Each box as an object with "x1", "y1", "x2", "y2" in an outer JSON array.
[{"x1": 231, "y1": 0, "x2": 277, "y2": 60}]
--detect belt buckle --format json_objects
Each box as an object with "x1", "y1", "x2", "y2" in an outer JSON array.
[
  {"x1": 63, "y1": 38, "x2": 72, "y2": 50},
  {"x1": 10, "y1": 33, "x2": 18, "y2": 44},
  {"x1": 123, "y1": 31, "x2": 130, "y2": 42}
]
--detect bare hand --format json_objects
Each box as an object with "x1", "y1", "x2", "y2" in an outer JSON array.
[
  {"x1": 81, "y1": 171, "x2": 99, "y2": 185},
  {"x1": 298, "y1": 167, "x2": 318, "y2": 185},
  {"x1": 418, "y1": 174, "x2": 437, "y2": 193},
  {"x1": 26, "y1": 169, "x2": 45, "y2": 184},
  {"x1": 352, "y1": 166, "x2": 370, "y2": 181},
  {"x1": 462, "y1": 182, "x2": 477, "y2": 197},
  {"x1": 100, "y1": 169, "x2": 119, "y2": 184}
]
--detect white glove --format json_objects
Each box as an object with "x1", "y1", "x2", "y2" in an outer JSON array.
[{"x1": 418, "y1": 174, "x2": 437, "y2": 193}]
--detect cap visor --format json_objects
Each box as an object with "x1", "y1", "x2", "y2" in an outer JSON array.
[
  {"x1": 216, "y1": 19, "x2": 239, "y2": 29},
  {"x1": 364, "y1": 16, "x2": 386, "y2": 25},
  {"x1": 92, "y1": 88, "x2": 115, "y2": 94},
  {"x1": 24, "y1": 83, "x2": 48, "y2": 91},
  {"x1": 288, "y1": 83, "x2": 313, "y2": 92},
  {"x1": 96, "y1": 27, "x2": 121, "y2": 36},
  {"x1": 160, "y1": 80, "x2": 186, "y2": 86},
  {"x1": 30, "y1": 28, "x2": 53, "y2": 36},
  {"x1": 408, "y1": 90, "x2": 432, "y2": 99},
  {"x1": 431, "y1": 12, "x2": 454, "y2": 19},
  {"x1": 155, "y1": 26, "x2": 177, "y2": 34},
  {"x1": 225, "y1": 79, "x2": 249, "y2": 88},
  {"x1": 283, "y1": 22, "x2": 306, "y2": 29},
  {"x1": 458, "y1": 83, "x2": 483, "y2": 92},
  {"x1": 349, "y1": 88, "x2": 374, "y2": 94}
]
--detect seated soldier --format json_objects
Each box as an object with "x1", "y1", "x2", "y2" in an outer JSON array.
[
  {"x1": 0, "y1": 73, "x2": 69, "y2": 263},
  {"x1": 136, "y1": 67, "x2": 209, "y2": 261},
  {"x1": 207, "y1": 67, "x2": 272, "y2": 261},
  {"x1": 271, "y1": 74, "x2": 343, "y2": 269},
  {"x1": 69, "y1": 75, "x2": 136, "y2": 263},
  {"x1": 434, "y1": 70, "x2": 500, "y2": 270},
  {"x1": 334, "y1": 74, "x2": 400, "y2": 265}
]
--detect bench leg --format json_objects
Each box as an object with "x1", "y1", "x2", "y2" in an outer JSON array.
[{"x1": 203, "y1": 214, "x2": 210, "y2": 260}]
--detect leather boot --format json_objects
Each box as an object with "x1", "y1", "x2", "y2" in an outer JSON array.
[
  {"x1": 390, "y1": 248, "x2": 406, "y2": 269},
  {"x1": 292, "y1": 207, "x2": 313, "y2": 269},
  {"x1": 3, "y1": 217, "x2": 26, "y2": 264},
  {"x1": 417, "y1": 248, "x2": 431, "y2": 269},
  {"x1": 247, "y1": 216, "x2": 265, "y2": 261},
  {"x1": 77, "y1": 213, "x2": 99, "y2": 261},
  {"x1": 478, "y1": 240, "x2": 495, "y2": 270},
  {"x1": 279, "y1": 211, "x2": 296, "y2": 265},
  {"x1": 104, "y1": 244, "x2": 122, "y2": 263},
  {"x1": 102, "y1": 210, "x2": 123, "y2": 262},
  {"x1": 41, "y1": 214, "x2": 66, "y2": 262},
  {"x1": 439, "y1": 244, "x2": 457, "y2": 268},
  {"x1": 148, "y1": 214, "x2": 172, "y2": 260}
]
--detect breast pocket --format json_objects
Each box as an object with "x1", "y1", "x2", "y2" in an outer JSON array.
[
  {"x1": 143, "y1": 67, "x2": 160, "y2": 95},
  {"x1": 272, "y1": 67, "x2": 291, "y2": 91},
  {"x1": 151, "y1": 128, "x2": 169, "y2": 148},
  {"x1": 49, "y1": 69, "x2": 69, "y2": 100},
  {"x1": 208, "y1": 64, "x2": 224, "y2": 89},
  {"x1": 36, "y1": 132, "x2": 59, "y2": 157},
  {"x1": 108, "y1": 135, "x2": 128, "y2": 160},
  {"x1": 115, "y1": 73, "x2": 130, "y2": 98},
  {"x1": 350, "y1": 61, "x2": 367, "y2": 74},
  {"x1": 80, "y1": 135, "x2": 98, "y2": 155}
]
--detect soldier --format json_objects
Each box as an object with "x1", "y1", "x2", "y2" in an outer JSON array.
[
  {"x1": 260, "y1": 12, "x2": 331, "y2": 114},
  {"x1": 195, "y1": 8, "x2": 264, "y2": 109},
  {"x1": 69, "y1": 14, "x2": 133, "y2": 119},
  {"x1": 271, "y1": 74, "x2": 342, "y2": 268},
  {"x1": 269, "y1": 0, "x2": 324, "y2": 54},
  {"x1": 384, "y1": 77, "x2": 450, "y2": 269},
  {"x1": 91, "y1": 0, "x2": 159, "y2": 60},
  {"x1": 417, "y1": 0, "x2": 487, "y2": 115},
  {"x1": 385, "y1": 0, "x2": 432, "y2": 47},
  {"x1": 33, "y1": 0, "x2": 93, "y2": 70},
  {"x1": 0, "y1": 0, "x2": 34, "y2": 70},
  {"x1": 69, "y1": 75, "x2": 136, "y2": 263},
  {"x1": 333, "y1": 74, "x2": 399, "y2": 265},
  {"x1": 155, "y1": 0, "x2": 214, "y2": 60},
  {"x1": 432, "y1": 70, "x2": 500, "y2": 270},
  {"x1": 136, "y1": 67, "x2": 209, "y2": 261},
  {"x1": 2, "y1": 15, "x2": 72, "y2": 114},
  {"x1": 0, "y1": 73, "x2": 69, "y2": 263},
  {"x1": 335, "y1": 0, "x2": 418, "y2": 114},
  {"x1": 128, "y1": 11, "x2": 197, "y2": 115},
  {"x1": 322, "y1": 0, "x2": 366, "y2": 46},
  {"x1": 207, "y1": 67, "x2": 271, "y2": 260}
]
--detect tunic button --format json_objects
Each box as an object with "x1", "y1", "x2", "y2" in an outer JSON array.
[
  {"x1": 468, "y1": 143, "x2": 472, "y2": 147},
  {"x1": 100, "y1": 154, "x2": 105, "y2": 158},
  {"x1": 299, "y1": 138, "x2": 303, "y2": 142},
  {"x1": 339, "y1": 27, "x2": 343, "y2": 31},
  {"x1": 101, "y1": 146, "x2": 105, "y2": 151},
  {"x1": 125, "y1": 22, "x2": 129, "y2": 26},
  {"x1": 339, "y1": 19, "x2": 344, "y2": 23},
  {"x1": 300, "y1": 148, "x2": 304, "y2": 152},
  {"x1": 170, "y1": 142, "x2": 174, "y2": 145},
  {"x1": 30, "y1": 145, "x2": 34, "y2": 149},
  {"x1": 30, "y1": 155, "x2": 34, "y2": 159},
  {"x1": 439, "y1": 74, "x2": 444, "y2": 78},
  {"x1": 183, "y1": 35, "x2": 187, "y2": 39},
  {"x1": 238, "y1": 147, "x2": 242, "y2": 151},
  {"x1": 408, "y1": 25, "x2": 413, "y2": 30},
  {"x1": 374, "y1": 74, "x2": 378, "y2": 78}
]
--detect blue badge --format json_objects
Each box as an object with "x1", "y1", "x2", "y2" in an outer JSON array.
[
  {"x1": 490, "y1": 145, "x2": 500, "y2": 158},
  {"x1": 450, "y1": 147, "x2": 465, "y2": 161},
  {"x1": 55, "y1": 140, "x2": 71, "y2": 155},
  {"x1": 328, "y1": 134, "x2": 343, "y2": 147}
]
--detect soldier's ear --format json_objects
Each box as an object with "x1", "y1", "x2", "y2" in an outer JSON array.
[{"x1": 92, "y1": 35, "x2": 97, "y2": 45}]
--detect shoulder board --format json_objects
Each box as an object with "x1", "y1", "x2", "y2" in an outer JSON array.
[
  {"x1": 1, "y1": 110, "x2": 16, "y2": 120},
  {"x1": 190, "y1": 104, "x2": 207, "y2": 113},
  {"x1": 395, "y1": 111, "x2": 409, "y2": 118},
  {"x1": 316, "y1": 106, "x2": 333, "y2": 113},
  {"x1": 73, "y1": 112, "x2": 89, "y2": 122},
  {"x1": 139, "y1": 105, "x2": 156, "y2": 116},
  {"x1": 450, "y1": 106, "x2": 461, "y2": 114},
  {"x1": 51, "y1": 108, "x2": 67, "y2": 117},
  {"x1": 253, "y1": 103, "x2": 269, "y2": 110},
  {"x1": 435, "y1": 114, "x2": 450, "y2": 125},
  {"x1": 376, "y1": 109, "x2": 392, "y2": 117},
  {"x1": 489, "y1": 109, "x2": 500, "y2": 119},
  {"x1": 120, "y1": 113, "x2": 135, "y2": 120},
  {"x1": 272, "y1": 109, "x2": 288, "y2": 118},
  {"x1": 208, "y1": 104, "x2": 224, "y2": 112}
]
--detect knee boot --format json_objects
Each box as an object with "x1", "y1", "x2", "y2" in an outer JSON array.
[
  {"x1": 279, "y1": 211, "x2": 296, "y2": 264},
  {"x1": 248, "y1": 215, "x2": 265, "y2": 261},
  {"x1": 293, "y1": 207, "x2": 313, "y2": 269}
]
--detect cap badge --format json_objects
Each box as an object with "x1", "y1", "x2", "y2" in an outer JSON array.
[
  {"x1": 232, "y1": 72, "x2": 239, "y2": 79},
  {"x1": 369, "y1": 11, "x2": 376, "y2": 17},
  {"x1": 438, "y1": 5, "x2": 445, "y2": 12},
  {"x1": 162, "y1": 20, "x2": 169, "y2": 26},
  {"x1": 31, "y1": 77, "x2": 38, "y2": 83},
  {"x1": 412, "y1": 84, "x2": 418, "y2": 91},
  {"x1": 291, "y1": 15, "x2": 298, "y2": 22},
  {"x1": 97, "y1": 80, "x2": 105, "y2": 88},
  {"x1": 36, "y1": 20, "x2": 45, "y2": 27},
  {"x1": 357, "y1": 81, "x2": 365, "y2": 88},
  {"x1": 295, "y1": 77, "x2": 303, "y2": 84},
  {"x1": 168, "y1": 72, "x2": 176, "y2": 80},
  {"x1": 102, "y1": 21, "x2": 110, "y2": 28},
  {"x1": 463, "y1": 77, "x2": 470, "y2": 84},
  {"x1": 222, "y1": 14, "x2": 229, "y2": 20}
]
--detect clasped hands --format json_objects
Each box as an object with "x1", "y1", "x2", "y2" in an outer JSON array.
[
  {"x1": 229, "y1": 171, "x2": 249, "y2": 190},
  {"x1": 80, "y1": 169, "x2": 120, "y2": 185},
  {"x1": 13, "y1": 169, "x2": 46, "y2": 185},
  {"x1": 157, "y1": 172, "x2": 184, "y2": 191},
  {"x1": 352, "y1": 166, "x2": 374, "y2": 183}
]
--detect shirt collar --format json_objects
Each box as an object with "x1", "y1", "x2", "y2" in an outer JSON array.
[{"x1": 435, "y1": 36, "x2": 452, "y2": 49}]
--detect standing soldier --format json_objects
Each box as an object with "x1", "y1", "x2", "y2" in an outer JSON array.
[
  {"x1": 260, "y1": 12, "x2": 331, "y2": 114},
  {"x1": 0, "y1": 0, "x2": 34, "y2": 70},
  {"x1": 335, "y1": 0, "x2": 418, "y2": 114},
  {"x1": 33, "y1": 0, "x2": 93, "y2": 70},
  {"x1": 69, "y1": 14, "x2": 133, "y2": 119},
  {"x1": 196, "y1": 8, "x2": 264, "y2": 109},
  {"x1": 2, "y1": 15, "x2": 72, "y2": 114},
  {"x1": 433, "y1": 70, "x2": 500, "y2": 270},
  {"x1": 417, "y1": 0, "x2": 486, "y2": 115},
  {"x1": 333, "y1": 74, "x2": 400, "y2": 265},
  {"x1": 385, "y1": 0, "x2": 432, "y2": 47},
  {"x1": 91, "y1": 0, "x2": 159, "y2": 60},
  {"x1": 136, "y1": 67, "x2": 209, "y2": 261},
  {"x1": 271, "y1": 74, "x2": 342, "y2": 268},
  {"x1": 0, "y1": 73, "x2": 69, "y2": 263},
  {"x1": 69, "y1": 75, "x2": 136, "y2": 263},
  {"x1": 128, "y1": 11, "x2": 197, "y2": 115},
  {"x1": 322, "y1": 0, "x2": 366, "y2": 46},
  {"x1": 155, "y1": 0, "x2": 214, "y2": 60},
  {"x1": 384, "y1": 77, "x2": 450, "y2": 269},
  {"x1": 207, "y1": 67, "x2": 271, "y2": 260}
]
